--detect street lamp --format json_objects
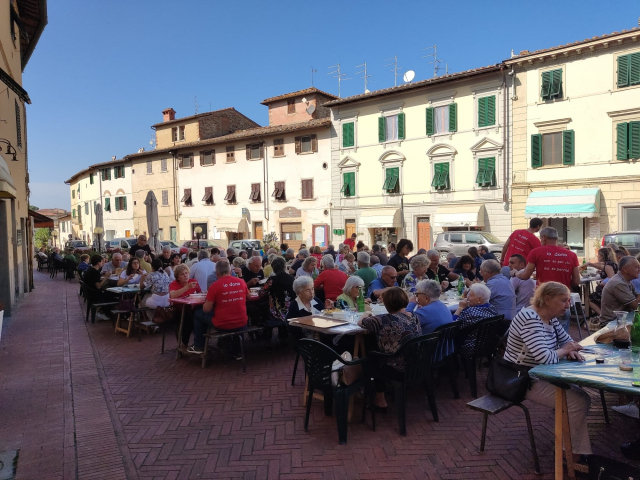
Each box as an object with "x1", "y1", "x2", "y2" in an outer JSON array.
[
  {"x1": 134, "y1": 229, "x2": 140, "y2": 237},
  {"x1": 194, "y1": 226, "x2": 202, "y2": 250},
  {"x1": 51, "y1": 229, "x2": 58, "y2": 248},
  {"x1": 94, "y1": 227, "x2": 104, "y2": 253}
]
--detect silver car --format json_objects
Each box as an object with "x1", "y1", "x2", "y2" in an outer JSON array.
[{"x1": 434, "y1": 231, "x2": 504, "y2": 263}]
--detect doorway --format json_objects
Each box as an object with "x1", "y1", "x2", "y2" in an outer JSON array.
[
  {"x1": 417, "y1": 217, "x2": 431, "y2": 251},
  {"x1": 253, "y1": 222, "x2": 263, "y2": 240},
  {"x1": 170, "y1": 227, "x2": 177, "y2": 242},
  {"x1": 281, "y1": 222, "x2": 303, "y2": 251},
  {"x1": 345, "y1": 220, "x2": 356, "y2": 240}
]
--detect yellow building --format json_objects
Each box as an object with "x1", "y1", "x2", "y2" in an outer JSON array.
[
  {"x1": 0, "y1": 0, "x2": 47, "y2": 315},
  {"x1": 506, "y1": 27, "x2": 640, "y2": 259}
]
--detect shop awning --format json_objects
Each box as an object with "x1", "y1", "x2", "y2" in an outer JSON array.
[
  {"x1": 433, "y1": 204, "x2": 485, "y2": 228},
  {"x1": 238, "y1": 218, "x2": 250, "y2": 234},
  {"x1": 0, "y1": 153, "x2": 16, "y2": 199},
  {"x1": 358, "y1": 209, "x2": 402, "y2": 229},
  {"x1": 29, "y1": 209, "x2": 54, "y2": 228},
  {"x1": 215, "y1": 217, "x2": 251, "y2": 233},
  {"x1": 524, "y1": 188, "x2": 600, "y2": 218}
]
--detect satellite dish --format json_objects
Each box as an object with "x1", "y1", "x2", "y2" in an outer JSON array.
[
  {"x1": 403, "y1": 70, "x2": 416, "y2": 83},
  {"x1": 306, "y1": 104, "x2": 316, "y2": 115},
  {"x1": 365, "y1": 89, "x2": 371, "y2": 94},
  {"x1": 301, "y1": 97, "x2": 308, "y2": 103}
]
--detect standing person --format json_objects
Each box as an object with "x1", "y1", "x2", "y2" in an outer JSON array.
[
  {"x1": 387, "y1": 239, "x2": 413, "y2": 282},
  {"x1": 129, "y1": 235, "x2": 152, "y2": 258},
  {"x1": 189, "y1": 249, "x2": 216, "y2": 292},
  {"x1": 500, "y1": 218, "x2": 543, "y2": 267},
  {"x1": 344, "y1": 233, "x2": 356, "y2": 252},
  {"x1": 517, "y1": 226, "x2": 580, "y2": 332},
  {"x1": 355, "y1": 252, "x2": 377, "y2": 292},
  {"x1": 506, "y1": 254, "x2": 536, "y2": 314},
  {"x1": 371, "y1": 244, "x2": 388, "y2": 266}
]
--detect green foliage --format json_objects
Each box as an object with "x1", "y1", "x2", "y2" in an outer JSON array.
[
  {"x1": 34, "y1": 228, "x2": 50, "y2": 249},
  {"x1": 263, "y1": 231, "x2": 279, "y2": 248},
  {"x1": 29, "y1": 205, "x2": 39, "y2": 211}
]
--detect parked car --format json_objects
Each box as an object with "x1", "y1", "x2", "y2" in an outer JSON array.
[
  {"x1": 433, "y1": 231, "x2": 505, "y2": 263},
  {"x1": 110, "y1": 237, "x2": 137, "y2": 252},
  {"x1": 602, "y1": 231, "x2": 640, "y2": 256},
  {"x1": 160, "y1": 240, "x2": 181, "y2": 254},
  {"x1": 105, "y1": 240, "x2": 123, "y2": 253},
  {"x1": 229, "y1": 239, "x2": 265, "y2": 256},
  {"x1": 179, "y1": 240, "x2": 222, "y2": 255},
  {"x1": 65, "y1": 240, "x2": 91, "y2": 253}
]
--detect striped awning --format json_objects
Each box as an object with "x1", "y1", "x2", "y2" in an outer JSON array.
[{"x1": 524, "y1": 188, "x2": 600, "y2": 218}]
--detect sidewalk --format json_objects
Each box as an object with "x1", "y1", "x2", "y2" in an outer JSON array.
[{"x1": 1, "y1": 270, "x2": 639, "y2": 479}]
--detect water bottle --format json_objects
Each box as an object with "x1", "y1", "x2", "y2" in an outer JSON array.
[
  {"x1": 357, "y1": 287, "x2": 365, "y2": 313},
  {"x1": 632, "y1": 308, "x2": 640, "y2": 348},
  {"x1": 457, "y1": 277, "x2": 464, "y2": 296}
]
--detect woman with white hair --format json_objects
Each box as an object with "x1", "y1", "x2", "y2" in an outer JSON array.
[
  {"x1": 313, "y1": 254, "x2": 348, "y2": 302},
  {"x1": 335, "y1": 276, "x2": 366, "y2": 309},
  {"x1": 453, "y1": 283, "x2": 498, "y2": 357},
  {"x1": 286, "y1": 276, "x2": 324, "y2": 319},
  {"x1": 401, "y1": 254, "x2": 430, "y2": 294},
  {"x1": 407, "y1": 279, "x2": 452, "y2": 334},
  {"x1": 296, "y1": 256, "x2": 319, "y2": 279}
]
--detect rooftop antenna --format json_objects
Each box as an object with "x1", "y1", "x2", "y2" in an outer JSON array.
[
  {"x1": 384, "y1": 56, "x2": 403, "y2": 87},
  {"x1": 328, "y1": 63, "x2": 351, "y2": 98},
  {"x1": 193, "y1": 96, "x2": 200, "y2": 114},
  {"x1": 355, "y1": 62, "x2": 373, "y2": 93},
  {"x1": 149, "y1": 134, "x2": 156, "y2": 150},
  {"x1": 422, "y1": 45, "x2": 446, "y2": 78},
  {"x1": 310, "y1": 66, "x2": 318, "y2": 86}
]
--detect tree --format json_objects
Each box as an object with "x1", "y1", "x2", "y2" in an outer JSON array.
[
  {"x1": 34, "y1": 228, "x2": 51, "y2": 249},
  {"x1": 29, "y1": 205, "x2": 39, "y2": 211}
]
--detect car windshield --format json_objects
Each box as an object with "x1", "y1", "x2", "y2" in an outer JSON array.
[
  {"x1": 481, "y1": 233, "x2": 502, "y2": 243},
  {"x1": 605, "y1": 234, "x2": 638, "y2": 249},
  {"x1": 247, "y1": 241, "x2": 262, "y2": 249},
  {"x1": 126, "y1": 239, "x2": 136, "y2": 246}
]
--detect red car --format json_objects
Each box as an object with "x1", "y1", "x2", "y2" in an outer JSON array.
[{"x1": 179, "y1": 240, "x2": 222, "y2": 255}]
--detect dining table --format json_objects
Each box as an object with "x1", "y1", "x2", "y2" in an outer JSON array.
[
  {"x1": 169, "y1": 294, "x2": 207, "y2": 358},
  {"x1": 529, "y1": 314, "x2": 639, "y2": 479}
]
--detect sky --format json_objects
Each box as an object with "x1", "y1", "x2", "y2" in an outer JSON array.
[{"x1": 24, "y1": 0, "x2": 639, "y2": 210}]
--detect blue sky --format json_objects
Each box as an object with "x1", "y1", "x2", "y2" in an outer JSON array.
[{"x1": 25, "y1": 0, "x2": 638, "y2": 210}]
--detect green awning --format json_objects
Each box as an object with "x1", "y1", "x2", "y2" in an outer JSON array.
[{"x1": 524, "y1": 188, "x2": 600, "y2": 218}]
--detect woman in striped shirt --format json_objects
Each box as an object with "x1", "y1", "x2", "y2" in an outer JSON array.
[{"x1": 505, "y1": 281, "x2": 592, "y2": 460}]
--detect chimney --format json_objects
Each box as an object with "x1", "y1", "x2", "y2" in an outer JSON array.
[{"x1": 162, "y1": 108, "x2": 176, "y2": 122}]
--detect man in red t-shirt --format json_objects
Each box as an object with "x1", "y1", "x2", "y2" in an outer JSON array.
[
  {"x1": 517, "y1": 226, "x2": 580, "y2": 332},
  {"x1": 500, "y1": 218, "x2": 543, "y2": 266},
  {"x1": 313, "y1": 256, "x2": 348, "y2": 302},
  {"x1": 344, "y1": 233, "x2": 356, "y2": 251},
  {"x1": 191, "y1": 259, "x2": 249, "y2": 357}
]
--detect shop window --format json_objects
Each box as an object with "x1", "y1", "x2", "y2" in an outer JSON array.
[
  {"x1": 548, "y1": 217, "x2": 584, "y2": 256},
  {"x1": 623, "y1": 206, "x2": 640, "y2": 230}
]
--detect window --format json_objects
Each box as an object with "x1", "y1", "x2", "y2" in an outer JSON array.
[
  {"x1": 180, "y1": 154, "x2": 193, "y2": 168},
  {"x1": 342, "y1": 122, "x2": 355, "y2": 148},
  {"x1": 623, "y1": 207, "x2": 640, "y2": 230},
  {"x1": 16, "y1": 229, "x2": 22, "y2": 246},
  {"x1": 287, "y1": 99, "x2": 295, "y2": 114},
  {"x1": 431, "y1": 163, "x2": 450, "y2": 190},
  {"x1": 378, "y1": 113, "x2": 405, "y2": 142},
  {"x1": 541, "y1": 69, "x2": 563, "y2": 100},
  {"x1": 85, "y1": 203, "x2": 89, "y2": 215},
  {"x1": 171, "y1": 127, "x2": 178, "y2": 142},
  {"x1": 72, "y1": 209, "x2": 76, "y2": 218},
  {"x1": 77, "y1": 206, "x2": 81, "y2": 222},
  {"x1": 203, "y1": 187, "x2": 213, "y2": 205},
  {"x1": 383, "y1": 167, "x2": 400, "y2": 194},
  {"x1": 272, "y1": 181, "x2": 286, "y2": 201},
  {"x1": 101, "y1": 168, "x2": 111, "y2": 181},
  {"x1": 62, "y1": 222, "x2": 66, "y2": 233},
  {"x1": 426, "y1": 104, "x2": 457, "y2": 135},
  {"x1": 72, "y1": 190, "x2": 75, "y2": 199},
  {"x1": 465, "y1": 233, "x2": 484, "y2": 244},
  {"x1": 295, "y1": 135, "x2": 317, "y2": 154},
  {"x1": 226, "y1": 146, "x2": 235, "y2": 162},
  {"x1": 89, "y1": 173, "x2": 94, "y2": 185},
  {"x1": 341, "y1": 172, "x2": 355, "y2": 197},
  {"x1": 161, "y1": 190, "x2": 169, "y2": 206},
  {"x1": 182, "y1": 188, "x2": 192, "y2": 206},
  {"x1": 146, "y1": 161, "x2": 152, "y2": 174},
  {"x1": 114, "y1": 197, "x2": 127, "y2": 211},
  {"x1": 617, "y1": 52, "x2": 640, "y2": 88},
  {"x1": 114, "y1": 165, "x2": 125, "y2": 179},
  {"x1": 200, "y1": 150, "x2": 215, "y2": 166},
  {"x1": 179, "y1": 126, "x2": 185, "y2": 141},
  {"x1": 448, "y1": 233, "x2": 463, "y2": 243},
  {"x1": 250, "y1": 183, "x2": 261, "y2": 202},
  {"x1": 224, "y1": 185, "x2": 236, "y2": 204},
  {"x1": 476, "y1": 157, "x2": 496, "y2": 187},
  {"x1": 477, "y1": 95, "x2": 496, "y2": 128},
  {"x1": 301, "y1": 179, "x2": 314, "y2": 199},
  {"x1": 531, "y1": 130, "x2": 574, "y2": 167},
  {"x1": 161, "y1": 158, "x2": 168, "y2": 172},
  {"x1": 274, "y1": 139, "x2": 285, "y2": 157},
  {"x1": 616, "y1": 121, "x2": 640, "y2": 160},
  {"x1": 246, "y1": 143, "x2": 263, "y2": 160},
  {"x1": 15, "y1": 100, "x2": 21, "y2": 148},
  {"x1": 104, "y1": 197, "x2": 111, "y2": 212}
]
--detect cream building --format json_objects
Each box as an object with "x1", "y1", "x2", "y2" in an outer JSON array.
[
  {"x1": 506, "y1": 27, "x2": 640, "y2": 259},
  {"x1": 325, "y1": 66, "x2": 513, "y2": 256},
  {"x1": 0, "y1": 0, "x2": 47, "y2": 315}
]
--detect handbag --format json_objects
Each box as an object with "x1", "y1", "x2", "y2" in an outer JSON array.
[
  {"x1": 485, "y1": 356, "x2": 531, "y2": 403},
  {"x1": 151, "y1": 306, "x2": 173, "y2": 324},
  {"x1": 117, "y1": 292, "x2": 136, "y2": 312},
  {"x1": 331, "y1": 352, "x2": 363, "y2": 387}
]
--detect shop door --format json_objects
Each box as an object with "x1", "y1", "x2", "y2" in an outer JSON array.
[
  {"x1": 254, "y1": 222, "x2": 263, "y2": 241},
  {"x1": 281, "y1": 222, "x2": 303, "y2": 252},
  {"x1": 345, "y1": 220, "x2": 356, "y2": 240},
  {"x1": 417, "y1": 218, "x2": 431, "y2": 251}
]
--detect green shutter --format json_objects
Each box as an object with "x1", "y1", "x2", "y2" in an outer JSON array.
[
  {"x1": 440, "y1": 163, "x2": 450, "y2": 189},
  {"x1": 476, "y1": 158, "x2": 487, "y2": 185},
  {"x1": 486, "y1": 96, "x2": 495, "y2": 126},
  {"x1": 618, "y1": 54, "x2": 630, "y2": 88},
  {"x1": 72, "y1": 190, "x2": 75, "y2": 199},
  {"x1": 378, "y1": 117, "x2": 385, "y2": 142},
  {"x1": 631, "y1": 52, "x2": 640, "y2": 86},
  {"x1": 72, "y1": 210, "x2": 76, "y2": 218},
  {"x1": 121, "y1": 166, "x2": 125, "y2": 178},
  {"x1": 617, "y1": 122, "x2": 629, "y2": 160},
  {"x1": 384, "y1": 167, "x2": 399, "y2": 193},
  {"x1": 448, "y1": 103, "x2": 457, "y2": 132},
  {"x1": 348, "y1": 171, "x2": 355, "y2": 196},
  {"x1": 425, "y1": 107, "x2": 434, "y2": 135},
  {"x1": 104, "y1": 197, "x2": 110, "y2": 212},
  {"x1": 341, "y1": 172, "x2": 356, "y2": 197},
  {"x1": 478, "y1": 97, "x2": 486, "y2": 127},
  {"x1": 531, "y1": 134, "x2": 542, "y2": 168},
  {"x1": 397, "y1": 112, "x2": 405, "y2": 140},
  {"x1": 486, "y1": 158, "x2": 496, "y2": 186},
  {"x1": 432, "y1": 163, "x2": 449, "y2": 190},
  {"x1": 431, "y1": 163, "x2": 441, "y2": 188},
  {"x1": 549, "y1": 69, "x2": 563, "y2": 99},
  {"x1": 90, "y1": 173, "x2": 94, "y2": 185},
  {"x1": 123, "y1": 196, "x2": 127, "y2": 211},
  {"x1": 540, "y1": 71, "x2": 552, "y2": 100},
  {"x1": 342, "y1": 123, "x2": 354, "y2": 148},
  {"x1": 630, "y1": 121, "x2": 640, "y2": 159},
  {"x1": 562, "y1": 130, "x2": 575, "y2": 165},
  {"x1": 115, "y1": 198, "x2": 119, "y2": 211}
]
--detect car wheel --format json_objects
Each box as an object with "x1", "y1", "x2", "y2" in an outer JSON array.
[{"x1": 439, "y1": 251, "x2": 449, "y2": 262}]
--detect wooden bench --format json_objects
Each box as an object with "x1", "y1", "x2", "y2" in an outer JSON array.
[
  {"x1": 113, "y1": 307, "x2": 154, "y2": 341},
  {"x1": 202, "y1": 325, "x2": 264, "y2": 372},
  {"x1": 467, "y1": 395, "x2": 540, "y2": 475}
]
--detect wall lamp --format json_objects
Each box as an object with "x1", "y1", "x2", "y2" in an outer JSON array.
[{"x1": 0, "y1": 139, "x2": 17, "y2": 161}]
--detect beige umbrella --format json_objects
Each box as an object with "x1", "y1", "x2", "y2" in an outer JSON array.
[{"x1": 144, "y1": 191, "x2": 162, "y2": 253}]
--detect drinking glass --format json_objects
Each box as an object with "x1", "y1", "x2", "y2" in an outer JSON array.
[
  {"x1": 619, "y1": 349, "x2": 632, "y2": 365},
  {"x1": 347, "y1": 307, "x2": 357, "y2": 324},
  {"x1": 630, "y1": 347, "x2": 640, "y2": 364}
]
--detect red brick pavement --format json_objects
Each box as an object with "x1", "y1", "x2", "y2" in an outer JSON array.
[{"x1": 1, "y1": 271, "x2": 639, "y2": 479}]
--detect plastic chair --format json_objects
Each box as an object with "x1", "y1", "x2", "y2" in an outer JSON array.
[
  {"x1": 369, "y1": 332, "x2": 441, "y2": 435},
  {"x1": 296, "y1": 339, "x2": 370, "y2": 444},
  {"x1": 432, "y1": 321, "x2": 461, "y2": 399},
  {"x1": 64, "y1": 259, "x2": 77, "y2": 281},
  {"x1": 80, "y1": 280, "x2": 118, "y2": 324},
  {"x1": 570, "y1": 292, "x2": 590, "y2": 339}
]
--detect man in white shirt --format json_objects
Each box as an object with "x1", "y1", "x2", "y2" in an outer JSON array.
[
  {"x1": 189, "y1": 249, "x2": 216, "y2": 292},
  {"x1": 507, "y1": 253, "x2": 536, "y2": 313}
]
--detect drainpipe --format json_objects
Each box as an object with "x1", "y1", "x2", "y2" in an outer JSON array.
[
  {"x1": 502, "y1": 67, "x2": 508, "y2": 204},
  {"x1": 170, "y1": 150, "x2": 178, "y2": 223}
]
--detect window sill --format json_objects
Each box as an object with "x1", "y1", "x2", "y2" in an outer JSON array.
[
  {"x1": 382, "y1": 140, "x2": 402, "y2": 148},
  {"x1": 297, "y1": 151, "x2": 315, "y2": 156},
  {"x1": 161, "y1": 204, "x2": 169, "y2": 207},
  {"x1": 180, "y1": 166, "x2": 194, "y2": 169},
  {"x1": 428, "y1": 131, "x2": 455, "y2": 140},
  {"x1": 300, "y1": 198, "x2": 316, "y2": 202},
  {"x1": 251, "y1": 200, "x2": 263, "y2": 204},
  {"x1": 272, "y1": 155, "x2": 286, "y2": 159},
  {"x1": 248, "y1": 157, "x2": 264, "y2": 161},
  {"x1": 201, "y1": 163, "x2": 215, "y2": 167},
  {"x1": 533, "y1": 164, "x2": 571, "y2": 170},
  {"x1": 226, "y1": 160, "x2": 236, "y2": 163},
  {"x1": 537, "y1": 97, "x2": 566, "y2": 104},
  {"x1": 204, "y1": 204, "x2": 215, "y2": 206}
]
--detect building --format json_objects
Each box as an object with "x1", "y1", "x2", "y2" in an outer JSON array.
[
  {"x1": 324, "y1": 66, "x2": 513, "y2": 253},
  {"x1": 0, "y1": 0, "x2": 47, "y2": 315},
  {"x1": 506, "y1": 27, "x2": 640, "y2": 259},
  {"x1": 37, "y1": 208, "x2": 69, "y2": 246},
  {"x1": 56, "y1": 213, "x2": 72, "y2": 246}
]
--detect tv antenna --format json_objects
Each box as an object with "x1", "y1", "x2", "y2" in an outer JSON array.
[
  {"x1": 310, "y1": 66, "x2": 318, "y2": 86},
  {"x1": 355, "y1": 62, "x2": 373, "y2": 93},
  {"x1": 149, "y1": 135, "x2": 155, "y2": 150},
  {"x1": 328, "y1": 63, "x2": 351, "y2": 98},
  {"x1": 384, "y1": 56, "x2": 404, "y2": 87},
  {"x1": 422, "y1": 45, "x2": 446, "y2": 78},
  {"x1": 193, "y1": 95, "x2": 200, "y2": 114}
]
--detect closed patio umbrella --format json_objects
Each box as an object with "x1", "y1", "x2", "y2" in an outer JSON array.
[
  {"x1": 94, "y1": 202, "x2": 104, "y2": 252},
  {"x1": 144, "y1": 191, "x2": 161, "y2": 254}
]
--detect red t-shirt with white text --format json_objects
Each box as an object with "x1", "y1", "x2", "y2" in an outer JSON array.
[
  {"x1": 205, "y1": 276, "x2": 249, "y2": 329},
  {"x1": 527, "y1": 245, "x2": 579, "y2": 287},
  {"x1": 503, "y1": 229, "x2": 542, "y2": 266}
]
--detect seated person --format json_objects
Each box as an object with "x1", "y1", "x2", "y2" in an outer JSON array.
[
  {"x1": 355, "y1": 252, "x2": 377, "y2": 292},
  {"x1": 447, "y1": 252, "x2": 458, "y2": 269},
  {"x1": 101, "y1": 252, "x2": 127, "y2": 276},
  {"x1": 296, "y1": 256, "x2": 319, "y2": 278},
  {"x1": 600, "y1": 256, "x2": 640, "y2": 325},
  {"x1": 367, "y1": 266, "x2": 399, "y2": 302},
  {"x1": 84, "y1": 254, "x2": 111, "y2": 290},
  {"x1": 479, "y1": 245, "x2": 498, "y2": 261},
  {"x1": 77, "y1": 254, "x2": 91, "y2": 272},
  {"x1": 159, "y1": 245, "x2": 173, "y2": 269},
  {"x1": 583, "y1": 247, "x2": 618, "y2": 316},
  {"x1": 313, "y1": 255, "x2": 348, "y2": 302},
  {"x1": 64, "y1": 251, "x2": 77, "y2": 264},
  {"x1": 452, "y1": 255, "x2": 476, "y2": 286},
  {"x1": 336, "y1": 276, "x2": 366, "y2": 309},
  {"x1": 133, "y1": 249, "x2": 152, "y2": 273},
  {"x1": 37, "y1": 247, "x2": 48, "y2": 260},
  {"x1": 370, "y1": 255, "x2": 384, "y2": 278},
  {"x1": 140, "y1": 258, "x2": 171, "y2": 318},
  {"x1": 506, "y1": 254, "x2": 536, "y2": 314},
  {"x1": 240, "y1": 256, "x2": 265, "y2": 287},
  {"x1": 453, "y1": 283, "x2": 498, "y2": 357},
  {"x1": 117, "y1": 257, "x2": 146, "y2": 286},
  {"x1": 51, "y1": 248, "x2": 64, "y2": 263},
  {"x1": 185, "y1": 251, "x2": 198, "y2": 267},
  {"x1": 406, "y1": 279, "x2": 452, "y2": 334},
  {"x1": 170, "y1": 264, "x2": 201, "y2": 352},
  {"x1": 480, "y1": 259, "x2": 516, "y2": 323},
  {"x1": 426, "y1": 249, "x2": 459, "y2": 291},
  {"x1": 286, "y1": 276, "x2": 327, "y2": 318},
  {"x1": 191, "y1": 259, "x2": 249, "y2": 357},
  {"x1": 401, "y1": 254, "x2": 429, "y2": 294},
  {"x1": 338, "y1": 253, "x2": 356, "y2": 275},
  {"x1": 258, "y1": 256, "x2": 295, "y2": 340}
]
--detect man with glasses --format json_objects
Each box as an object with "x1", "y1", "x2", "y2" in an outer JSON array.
[{"x1": 367, "y1": 266, "x2": 399, "y2": 301}]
